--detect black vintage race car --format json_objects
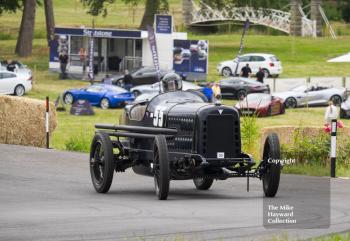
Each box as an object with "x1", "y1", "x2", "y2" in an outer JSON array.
[{"x1": 90, "y1": 90, "x2": 281, "y2": 200}]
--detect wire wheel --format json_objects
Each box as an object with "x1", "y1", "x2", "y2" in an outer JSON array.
[
  {"x1": 153, "y1": 135, "x2": 170, "y2": 200},
  {"x1": 90, "y1": 132, "x2": 115, "y2": 193}
]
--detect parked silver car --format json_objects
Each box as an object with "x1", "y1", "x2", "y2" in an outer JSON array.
[
  {"x1": 130, "y1": 81, "x2": 202, "y2": 97},
  {"x1": 273, "y1": 85, "x2": 347, "y2": 108}
]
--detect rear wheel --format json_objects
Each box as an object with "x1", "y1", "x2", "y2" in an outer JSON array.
[
  {"x1": 90, "y1": 132, "x2": 115, "y2": 193},
  {"x1": 237, "y1": 89, "x2": 247, "y2": 100},
  {"x1": 330, "y1": 95, "x2": 342, "y2": 106},
  {"x1": 285, "y1": 97, "x2": 297, "y2": 108},
  {"x1": 193, "y1": 177, "x2": 214, "y2": 190},
  {"x1": 262, "y1": 69, "x2": 270, "y2": 78},
  {"x1": 262, "y1": 133, "x2": 281, "y2": 197},
  {"x1": 222, "y1": 67, "x2": 232, "y2": 77},
  {"x1": 153, "y1": 135, "x2": 170, "y2": 200},
  {"x1": 14, "y1": 84, "x2": 25, "y2": 96}
]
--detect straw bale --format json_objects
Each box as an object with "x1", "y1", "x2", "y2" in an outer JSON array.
[{"x1": 0, "y1": 95, "x2": 57, "y2": 147}]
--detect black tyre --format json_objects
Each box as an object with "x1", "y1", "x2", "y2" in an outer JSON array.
[
  {"x1": 330, "y1": 95, "x2": 342, "y2": 106},
  {"x1": 280, "y1": 104, "x2": 285, "y2": 114},
  {"x1": 237, "y1": 89, "x2": 247, "y2": 100},
  {"x1": 193, "y1": 177, "x2": 214, "y2": 190},
  {"x1": 153, "y1": 135, "x2": 170, "y2": 200},
  {"x1": 90, "y1": 132, "x2": 115, "y2": 193},
  {"x1": 222, "y1": 67, "x2": 232, "y2": 77},
  {"x1": 63, "y1": 92, "x2": 74, "y2": 105},
  {"x1": 14, "y1": 84, "x2": 25, "y2": 96},
  {"x1": 285, "y1": 97, "x2": 297, "y2": 108},
  {"x1": 262, "y1": 133, "x2": 281, "y2": 197},
  {"x1": 262, "y1": 69, "x2": 270, "y2": 78}
]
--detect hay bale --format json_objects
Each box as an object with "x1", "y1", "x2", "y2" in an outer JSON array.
[
  {"x1": 259, "y1": 126, "x2": 350, "y2": 157},
  {"x1": 0, "y1": 95, "x2": 57, "y2": 148}
]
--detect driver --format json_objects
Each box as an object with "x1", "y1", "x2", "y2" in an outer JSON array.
[{"x1": 162, "y1": 73, "x2": 182, "y2": 93}]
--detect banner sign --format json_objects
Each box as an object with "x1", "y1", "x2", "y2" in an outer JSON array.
[
  {"x1": 155, "y1": 15, "x2": 173, "y2": 34},
  {"x1": 234, "y1": 19, "x2": 250, "y2": 75},
  {"x1": 88, "y1": 36, "x2": 94, "y2": 81},
  {"x1": 146, "y1": 26, "x2": 162, "y2": 83},
  {"x1": 173, "y1": 39, "x2": 208, "y2": 79},
  {"x1": 55, "y1": 27, "x2": 141, "y2": 38}
]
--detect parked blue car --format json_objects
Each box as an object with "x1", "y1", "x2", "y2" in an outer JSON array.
[{"x1": 63, "y1": 84, "x2": 134, "y2": 109}]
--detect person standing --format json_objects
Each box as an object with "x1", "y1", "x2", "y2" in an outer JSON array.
[
  {"x1": 6, "y1": 60, "x2": 17, "y2": 72},
  {"x1": 240, "y1": 63, "x2": 252, "y2": 78},
  {"x1": 59, "y1": 51, "x2": 68, "y2": 79},
  {"x1": 211, "y1": 82, "x2": 222, "y2": 101},
  {"x1": 123, "y1": 69, "x2": 133, "y2": 91},
  {"x1": 79, "y1": 48, "x2": 87, "y2": 73},
  {"x1": 202, "y1": 82, "x2": 213, "y2": 102},
  {"x1": 256, "y1": 67, "x2": 265, "y2": 83}
]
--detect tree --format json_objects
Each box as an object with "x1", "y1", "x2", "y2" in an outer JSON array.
[
  {"x1": 0, "y1": 0, "x2": 22, "y2": 15},
  {"x1": 44, "y1": 0, "x2": 55, "y2": 44},
  {"x1": 15, "y1": 0, "x2": 37, "y2": 57},
  {"x1": 80, "y1": 0, "x2": 169, "y2": 29}
]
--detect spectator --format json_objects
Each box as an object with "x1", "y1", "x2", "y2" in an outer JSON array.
[
  {"x1": 6, "y1": 60, "x2": 16, "y2": 72},
  {"x1": 123, "y1": 69, "x2": 133, "y2": 91},
  {"x1": 212, "y1": 82, "x2": 222, "y2": 101},
  {"x1": 324, "y1": 100, "x2": 338, "y2": 124},
  {"x1": 202, "y1": 82, "x2": 213, "y2": 102},
  {"x1": 240, "y1": 63, "x2": 252, "y2": 78},
  {"x1": 59, "y1": 51, "x2": 69, "y2": 79},
  {"x1": 79, "y1": 48, "x2": 87, "y2": 73},
  {"x1": 256, "y1": 67, "x2": 265, "y2": 83}
]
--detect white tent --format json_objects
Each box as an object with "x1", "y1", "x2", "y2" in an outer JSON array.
[{"x1": 328, "y1": 52, "x2": 350, "y2": 62}]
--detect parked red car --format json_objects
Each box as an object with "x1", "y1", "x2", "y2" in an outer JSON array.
[{"x1": 235, "y1": 93, "x2": 285, "y2": 117}]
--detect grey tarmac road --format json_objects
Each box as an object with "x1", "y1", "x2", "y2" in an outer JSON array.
[{"x1": 0, "y1": 144, "x2": 350, "y2": 241}]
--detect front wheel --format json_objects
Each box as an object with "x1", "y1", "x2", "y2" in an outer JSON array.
[
  {"x1": 262, "y1": 133, "x2": 281, "y2": 197},
  {"x1": 153, "y1": 135, "x2": 170, "y2": 200},
  {"x1": 63, "y1": 93, "x2": 74, "y2": 105},
  {"x1": 14, "y1": 84, "x2": 25, "y2": 96},
  {"x1": 193, "y1": 177, "x2": 214, "y2": 190},
  {"x1": 100, "y1": 98, "x2": 110, "y2": 109},
  {"x1": 222, "y1": 67, "x2": 232, "y2": 77},
  {"x1": 90, "y1": 132, "x2": 115, "y2": 193}
]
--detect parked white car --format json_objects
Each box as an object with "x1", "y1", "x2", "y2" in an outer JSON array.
[
  {"x1": 0, "y1": 71, "x2": 32, "y2": 96},
  {"x1": 0, "y1": 60, "x2": 32, "y2": 77},
  {"x1": 217, "y1": 53, "x2": 283, "y2": 78}
]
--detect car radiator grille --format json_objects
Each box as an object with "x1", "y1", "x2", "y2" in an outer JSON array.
[
  {"x1": 167, "y1": 116, "x2": 194, "y2": 152},
  {"x1": 202, "y1": 114, "x2": 240, "y2": 158}
]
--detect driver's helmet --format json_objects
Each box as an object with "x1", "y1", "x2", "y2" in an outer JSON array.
[{"x1": 162, "y1": 73, "x2": 182, "y2": 92}]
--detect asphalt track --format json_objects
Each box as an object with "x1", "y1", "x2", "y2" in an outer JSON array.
[{"x1": 0, "y1": 144, "x2": 350, "y2": 241}]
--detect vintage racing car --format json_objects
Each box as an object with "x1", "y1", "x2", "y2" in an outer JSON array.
[{"x1": 89, "y1": 74, "x2": 282, "y2": 200}]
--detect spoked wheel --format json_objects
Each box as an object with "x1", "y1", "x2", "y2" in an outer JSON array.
[
  {"x1": 193, "y1": 177, "x2": 214, "y2": 190},
  {"x1": 330, "y1": 95, "x2": 342, "y2": 106},
  {"x1": 262, "y1": 133, "x2": 281, "y2": 197},
  {"x1": 285, "y1": 97, "x2": 297, "y2": 108},
  {"x1": 90, "y1": 132, "x2": 115, "y2": 193},
  {"x1": 153, "y1": 135, "x2": 170, "y2": 200}
]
